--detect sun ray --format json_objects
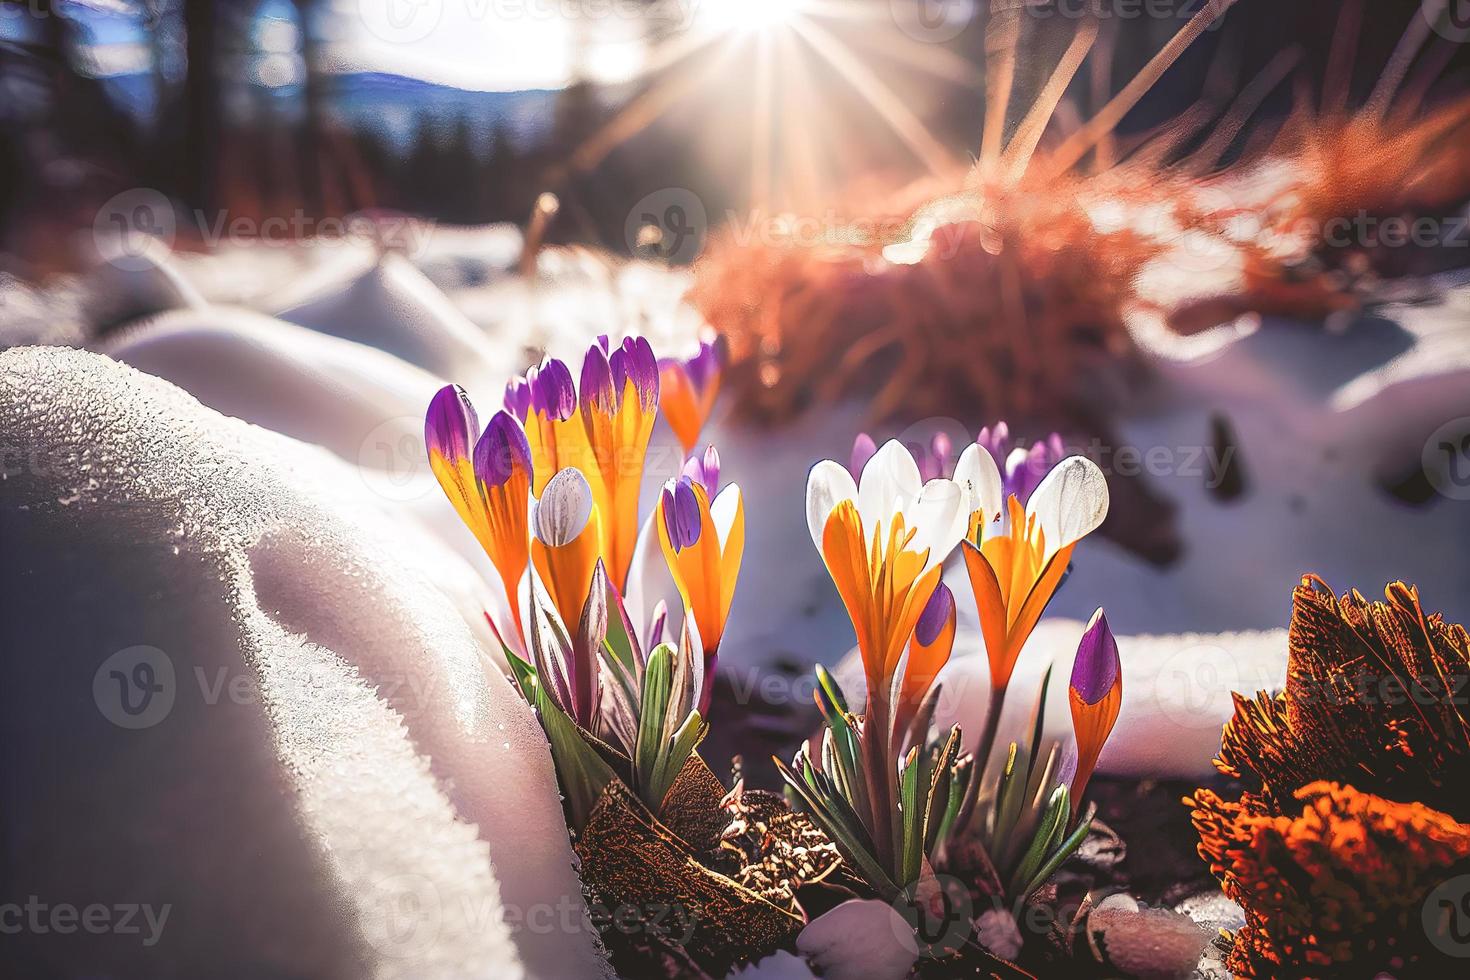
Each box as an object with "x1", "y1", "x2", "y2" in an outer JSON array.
[{"x1": 788, "y1": 16, "x2": 959, "y2": 177}]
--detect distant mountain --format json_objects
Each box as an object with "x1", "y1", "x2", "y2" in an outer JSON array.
[{"x1": 323, "y1": 72, "x2": 559, "y2": 154}]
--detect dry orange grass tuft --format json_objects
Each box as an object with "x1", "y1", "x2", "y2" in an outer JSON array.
[{"x1": 1188, "y1": 577, "x2": 1470, "y2": 976}]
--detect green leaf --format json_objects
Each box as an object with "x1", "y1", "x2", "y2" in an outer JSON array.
[
  {"x1": 505, "y1": 646, "x2": 538, "y2": 703},
  {"x1": 776, "y1": 755, "x2": 899, "y2": 900},
  {"x1": 815, "y1": 664, "x2": 851, "y2": 715},
  {"x1": 899, "y1": 747, "x2": 924, "y2": 886},
  {"x1": 1020, "y1": 808, "x2": 1094, "y2": 902},
  {"x1": 634, "y1": 644, "x2": 675, "y2": 811},
  {"x1": 1008, "y1": 785, "x2": 1069, "y2": 897},
  {"x1": 533, "y1": 679, "x2": 615, "y2": 831}
]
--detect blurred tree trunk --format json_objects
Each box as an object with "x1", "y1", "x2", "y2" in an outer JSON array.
[{"x1": 182, "y1": 0, "x2": 218, "y2": 213}]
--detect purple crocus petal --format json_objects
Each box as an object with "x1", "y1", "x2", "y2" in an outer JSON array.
[
  {"x1": 474, "y1": 410, "x2": 532, "y2": 488},
  {"x1": 930, "y1": 432, "x2": 953, "y2": 478},
  {"x1": 680, "y1": 445, "x2": 721, "y2": 494},
  {"x1": 1071, "y1": 608, "x2": 1120, "y2": 705},
  {"x1": 701, "y1": 444, "x2": 720, "y2": 492},
  {"x1": 647, "y1": 600, "x2": 668, "y2": 648},
  {"x1": 529, "y1": 358, "x2": 577, "y2": 421},
  {"x1": 680, "y1": 455, "x2": 708, "y2": 493},
  {"x1": 686, "y1": 339, "x2": 720, "y2": 392},
  {"x1": 617, "y1": 335, "x2": 659, "y2": 410},
  {"x1": 503, "y1": 377, "x2": 532, "y2": 423},
  {"x1": 850, "y1": 432, "x2": 878, "y2": 478},
  {"x1": 976, "y1": 422, "x2": 1009, "y2": 463},
  {"x1": 596, "y1": 334, "x2": 611, "y2": 354},
  {"x1": 914, "y1": 582, "x2": 954, "y2": 646},
  {"x1": 661, "y1": 478, "x2": 702, "y2": 552},
  {"x1": 580, "y1": 343, "x2": 616, "y2": 416},
  {"x1": 426, "y1": 385, "x2": 478, "y2": 462}
]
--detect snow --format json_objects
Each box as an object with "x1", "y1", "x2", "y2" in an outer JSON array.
[{"x1": 0, "y1": 347, "x2": 608, "y2": 979}]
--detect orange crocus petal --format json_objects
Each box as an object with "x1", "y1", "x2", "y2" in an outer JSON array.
[
  {"x1": 526, "y1": 411, "x2": 604, "y2": 502},
  {"x1": 657, "y1": 481, "x2": 744, "y2": 654},
  {"x1": 1069, "y1": 678, "x2": 1121, "y2": 804},
  {"x1": 483, "y1": 472, "x2": 531, "y2": 632},
  {"x1": 532, "y1": 520, "x2": 601, "y2": 632},
  {"x1": 821, "y1": 501, "x2": 881, "y2": 689},
  {"x1": 658, "y1": 363, "x2": 703, "y2": 454},
  {"x1": 429, "y1": 454, "x2": 495, "y2": 555},
  {"x1": 821, "y1": 501, "x2": 940, "y2": 712},
  {"x1": 961, "y1": 539, "x2": 1013, "y2": 690},
  {"x1": 896, "y1": 587, "x2": 956, "y2": 734},
  {"x1": 581, "y1": 379, "x2": 655, "y2": 591},
  {"x1": 715, "y1": 490, "x2": 744, "y2": 622},
  {"x1": 963, "y1": 494, "x2": 1075, "y2": 692}
]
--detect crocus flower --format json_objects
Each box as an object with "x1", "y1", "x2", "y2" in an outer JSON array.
[
  {"x1": 1068, "y1": 608, "x2": 1121, "y2": 813},
  {"x1": 426, "y1": 387, "x2": 532, "y2": 645},
  {"x1": 807, "y1": 440, "x2": 970, "y2": 702},
  {"x1": 530, "y1": 467, "x2": 602, "y2": 634},
  {"x1": 658, "y1": 337, "x2": 721, "y2": 454},
  {"x1": 806, "y1": 439, "x2": 970, "y2": 867},
  {"x1": 656, "y1": 473, "x2": 744, "y2": 712},
  {"x1": 505, "y1": 338, "x2": 660, "y2": 592},
  {"x1": 955, "y1": 445, "x2": 1109, "y2": 700}
]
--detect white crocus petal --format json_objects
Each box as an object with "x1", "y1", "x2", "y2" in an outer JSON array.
[
  {"x1": 856, "y1": 439, "x2": 922, "y2": 532},
  {"x1": 806, "y1": 460, "x2": 858, "y2": 550},
  {"x1": 1027, "y1": 455, "x2": 1109, "y2": 559},
  {"x1": 533, "y1": 467, "x2": 593, "y2": 546},
  {"x1": 953, "y1": 443, "x2": 1002, "y2": 527},
  {"x1": 710, "y1": 482, "x2": 742, "y2": 549},
  {"x1": 903, "y1": 479, "x2": 970, "y2": 571}
]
